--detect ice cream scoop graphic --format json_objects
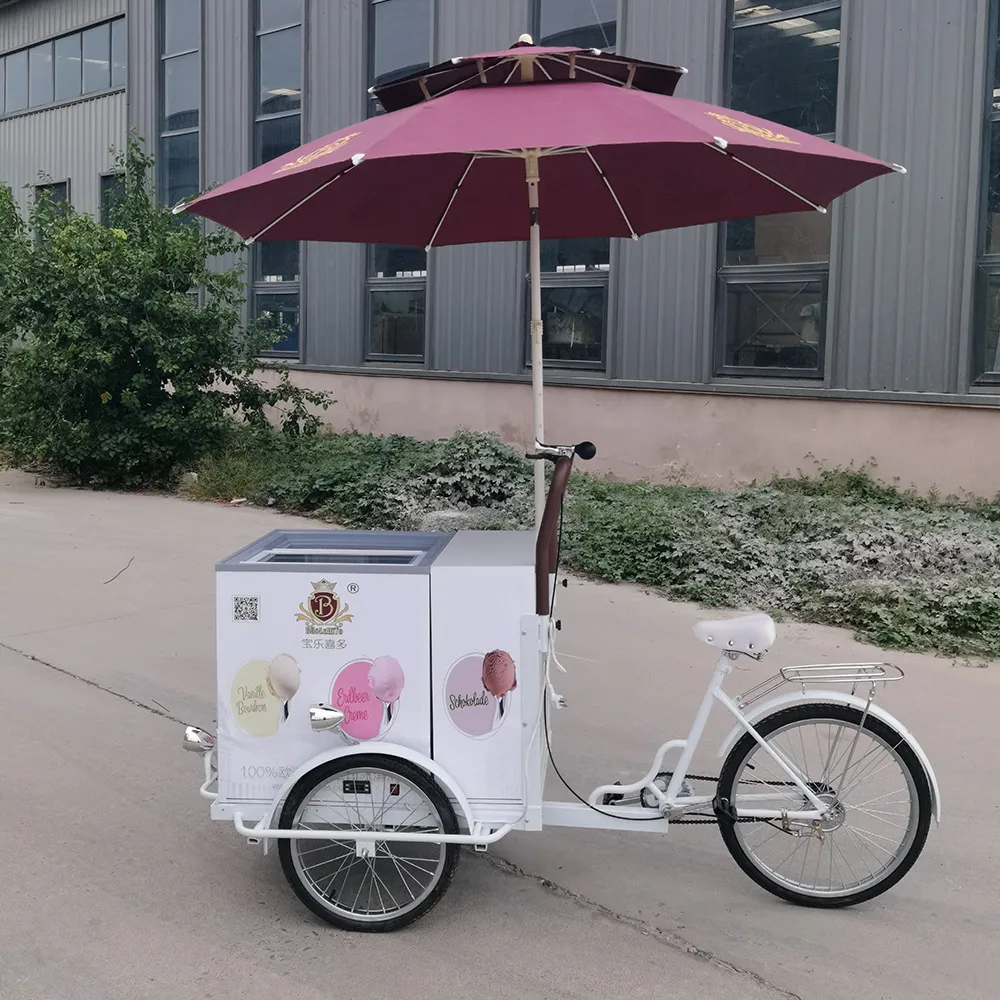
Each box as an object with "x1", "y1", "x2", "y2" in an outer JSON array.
[
  {"x1": 482, "y1": 650, "x2": 516, "y2": 718},
  {"x1": 267, "y1": 653, "x2": 301, "y2": 722},
  {"x1": 368, "y1": 655, "x2": 405, "y2": 724}
]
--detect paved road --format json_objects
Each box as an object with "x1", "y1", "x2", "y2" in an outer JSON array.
[{"x1": 0, "y1": 471, "x2": 996, "y2": 1000}]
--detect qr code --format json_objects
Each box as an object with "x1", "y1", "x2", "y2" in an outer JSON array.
[{"x1": 232, "y1": 595, "x2": 260, "y2": 622}]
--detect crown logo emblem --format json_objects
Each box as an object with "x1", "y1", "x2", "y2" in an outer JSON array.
[{"x1": 296, "y1": 580, "x2": 354, "y2": 634}]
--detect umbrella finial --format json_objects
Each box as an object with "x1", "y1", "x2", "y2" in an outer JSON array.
[{"x1": 512, "y1": 33, "x2": 534, "y2": 47}]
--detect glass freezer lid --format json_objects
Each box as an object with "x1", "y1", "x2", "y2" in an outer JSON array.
[{"x1": 246, "y1": 549, "x2": 423, "y2": 565}]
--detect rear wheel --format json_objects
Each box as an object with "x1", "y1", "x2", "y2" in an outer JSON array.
[
  {"x1": 716, "y1": 703, "x2": 931, "y2": 908},
  {"x1": 278, "y1": 755, "x2": 460, "y2": 931}
]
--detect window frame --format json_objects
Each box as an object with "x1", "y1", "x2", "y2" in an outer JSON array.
[
  {"x1": 973, "y1": 0, "x2": 1000, "y2": 384},
  {"x1": 0, "y1": 16, "x2": 125, "y2": 120},
  {"x1": 252, "y1": 0, "x2": 305, "y2": 360},
  {"x1": 714, "y1": 0, "x2": 843, "y2": 381},
  {"x1": 363, "y1": 0, "x2": 433, "y2": 364},
  {"x1": 158, "y1": 1, "x2": 201, "y2": 207}
]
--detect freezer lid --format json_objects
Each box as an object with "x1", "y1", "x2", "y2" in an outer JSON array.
[{"x1": 216, "y1": 529, "x2": 454, "y2": 573}]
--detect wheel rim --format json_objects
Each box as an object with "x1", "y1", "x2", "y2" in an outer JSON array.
[
  {"x1": 731, "y1": 717, "x2": 921, "y2": 899},
  {"x1": 289, "y1": 765, "x2": 448, "y2": 923}
]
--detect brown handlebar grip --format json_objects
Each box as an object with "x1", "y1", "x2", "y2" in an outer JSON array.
[{"x1": 535, "y1": 455, "x2": 574, "y2": 616}]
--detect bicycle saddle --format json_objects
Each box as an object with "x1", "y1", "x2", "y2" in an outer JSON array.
[{"x1": 692, "y1": 613, "x2": 775, "y2": 658}]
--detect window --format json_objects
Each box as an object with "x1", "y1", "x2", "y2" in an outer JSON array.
[
  {"x1": 976, "y1": 3, "x2": 1000, "y2": 380},
  {"x1": 159, "y1": 1, "x2": 200, "y2": 208},
  {"x1": 366, "y1": 0, "x2": 431, "y2": 361},
  {"x1": 0, "y1": 18, "x2": 124, "y2": 119},
  {"x1": 253, "y1": 0, "x2": 303, "y2": 357},
  {"x1": 530, "y1": 1, "x2": 617, "y2": 368},
  {"x1": 717, "y1": 1, "x2": 842, "y2": 378},
  {"x1": 35, "y1": 180, "x2": 68, "y2": 205},
  {"x1": 100, "y1": 173, "x2": 125, "y2": 226}
]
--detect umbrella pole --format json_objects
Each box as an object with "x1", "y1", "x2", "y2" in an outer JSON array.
[{"x1": 526, "y1": 150, "x2": 545, "y2": 528}]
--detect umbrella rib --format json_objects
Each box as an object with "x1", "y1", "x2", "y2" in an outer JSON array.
[
  {"x1": 547, "y1": 56, "x2": 637, "y2": 89},
  {"x1": 245, "y1": 157, "x2": 364, "y2": 244},
  {"x1": 425, "y1": 153, "x2": 479, "y2": 249},
  {"x1": 705, "y1": 141, "x2": 828, "y2": 214},
  {"x1": 584, "y1": 148, "x2": 638, "y2": 239}
]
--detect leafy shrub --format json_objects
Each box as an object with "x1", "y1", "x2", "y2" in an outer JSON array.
[
  {"x1": 0, "y1": 136, "x2": 331, "y2": 489},
  {"x1": 417, "y1": 429, "x2": 532, "y2": 508}
]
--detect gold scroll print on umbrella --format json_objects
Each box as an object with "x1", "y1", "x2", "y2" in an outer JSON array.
[
  {"x1": 273, "y1": 131, "x2": 363, "y2": 174},
  {"x1": 704, "y1": 112, "x2": 799, "y2": 145}
]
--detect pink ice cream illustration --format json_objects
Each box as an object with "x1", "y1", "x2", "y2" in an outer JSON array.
[
  {"x1": 482, "y1": 650, "x2": 516, "y2": 718},
  {"x1": 368, "y1": 655, "x2": 405, "y2": 725}
]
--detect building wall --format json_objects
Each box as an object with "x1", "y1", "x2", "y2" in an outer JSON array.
[{"x1": 0, "y1": 0, "x2": 125, "y2": 218}]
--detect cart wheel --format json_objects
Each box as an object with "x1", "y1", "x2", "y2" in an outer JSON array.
[
  {"x1": 716, "y1": 703, "x2": 932, "y2": 908},
  {"x1": 277, "y1": 755, "x2": 460, "y2": 932}
]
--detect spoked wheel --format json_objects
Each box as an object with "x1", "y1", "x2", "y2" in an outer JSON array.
[
  {"x1": 717, "y1": 704, "x2": 931, "y2": 908},
  {"x1": 277, "y1": 755, "x2": 460, "y2": 932}
]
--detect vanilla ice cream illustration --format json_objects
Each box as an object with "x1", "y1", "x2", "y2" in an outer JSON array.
[
  {"x1": 267, "y1": 653, "x2": 301, "y2": 722},
  {"x1": 368, "y1": 655, "x2": 405, "y2": 725},
  {"x1": 482, "y1": 650, "x2": 516, "y2": 718}
]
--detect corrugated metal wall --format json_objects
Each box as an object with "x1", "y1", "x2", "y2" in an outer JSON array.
[
  {"x1": 302, "y1": 0, "x2": 367, "y2": 368},
  {"x1": 833, "y1": 0, "x2": 990, "y2": 394},
  {"x1": 614, "y1": 0, "x2": 726, "y2": 385},
  {"x1": 0, "y1": 0, "x2": 122, "y2": 50},
  {"x1": 125, "y1": 0, "x2": 156, "y2": 160}
]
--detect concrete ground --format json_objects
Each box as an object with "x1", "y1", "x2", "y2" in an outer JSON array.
[{"x1": 0, "y1": 469, "x2": 996, "y2": 1000}]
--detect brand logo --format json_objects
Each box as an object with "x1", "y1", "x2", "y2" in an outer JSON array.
[
  {"x1": 273, "y1": 131, "x2": 362, "y2": 173},
  {"x1": 704, "y1": 112, "x2": 798, "y2": 145},
  {"x1": 296, "y1": 579, "x2": 354, "y2": 635}
]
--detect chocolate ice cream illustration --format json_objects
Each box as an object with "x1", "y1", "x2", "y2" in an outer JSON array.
[
  {"x1": 267, "y1": 653, "x2": 301, "y2": 722},
  {"x1": 368, "y1": 655, "x2": 405, "y2": 725},
  {"x1": 482, "y1": 649, "x2": 516, "y2": 718}
]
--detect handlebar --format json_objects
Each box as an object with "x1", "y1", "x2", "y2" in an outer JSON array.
[{"x1": 530, "y1": 441, "x2": 596, "y2": 616}]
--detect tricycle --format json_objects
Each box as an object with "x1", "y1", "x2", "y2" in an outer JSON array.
[{"x1": 183, "y1": 440, "x2": 939, "y2": 932}]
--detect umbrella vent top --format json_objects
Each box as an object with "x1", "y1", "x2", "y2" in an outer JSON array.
[{"x1": 371, "y1": 36, "x2": 687, "y2": 114}]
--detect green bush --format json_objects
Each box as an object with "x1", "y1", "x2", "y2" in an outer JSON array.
[{"x1": 0, "y1": 136, "x2": 330, "y2": 489}]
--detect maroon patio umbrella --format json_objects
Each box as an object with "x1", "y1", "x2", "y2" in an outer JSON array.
[{"x1": 179, "y1": 37, "x2": 905, "y2": 522}]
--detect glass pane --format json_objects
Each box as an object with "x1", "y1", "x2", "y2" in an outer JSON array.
[
  {"x1": 258, "y1": 25, "x2": 301, "y2": 114},
  {"x1": 982, "y1": 272, "x2": 1000, "y2": 374},
  {"x1": 164, "y1": 52, "x2": 199, "y2": 130},
  {"x1": 370, "y1": 288, "x2": 426, "y2": 357},
  {"x1": 100, "y1": 173, "x2": 125, "y2": 225},
  {"x1": 55, "y1": 33, "x2": 82, "y2": 101},
  {"x1": 164, "y1": 0, "x2": 201, "y2": 54},
  {"x1": 370, "y1": 244, "x2": 427, "y2": 278},
  {"x1": 726, "y1": 211, "x2": 831, "y2": 266},
  {"x1": 258, "y1": 241, "x2": 300, "y2": 282},
  {"x1": 259, "y1": 0, "x2": 302, "y2": 32},
  {"x1": 5, "y1": 50, "x2": 27, "y2": 113},
  {"x1": 256, "y1": 293, "x2": 300, "y2": 354},
  {"x1": 733, "y1": 1, "x2": 820, "y2": 24},
  {"x1": 985, "y1": 120, "x2": 1000, "y2": 256},
  {"x1": 540, "y1": 285, "x2": 605, "y2": 363},
  {"x1": 28, "y1": 43, "x2": 53, "y2": 107},
  {"x1": 724, "y1": 279, "x2": 825, "y2": 371},
  {"x1": 0, "y1": 58, "x2": 5, "y2": 114},
  {"x1": 540, "y1": 237, "x2": 610, "y2": 273},
  {"x1": 256, "y1": 113, "x2": 300, "y2": 165},
  {"x1": 539, "y1": 0, "x2": 617, "y2": 50},
  {"x1": 111, "y1": 18, "x2": 126, "y2": 88},
  {"x1": 82, "y1": 23, "x2": 111, "y2": 94},
  {"x1": 161, "y1": 131, "x2": 199, "y2": 205},
  {"x1": 994, "y1": 7, "x2": 1000, "y2": 113},
  {"x1": 36, "y1": 181, "x2": 68, "y2": 203},
  {"x1": 371, "y1": 0, "x2": 431, "y2": 87},
  {"x1": 731, "y1": 7, "x2": 841, "y2": 136}
]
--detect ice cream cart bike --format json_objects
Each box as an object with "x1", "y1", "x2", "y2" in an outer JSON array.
[{"x1": 182, "y1": 439, "x2": 940, "y2": 932}]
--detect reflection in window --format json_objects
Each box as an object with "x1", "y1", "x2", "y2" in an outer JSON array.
[
  {"x1": 164, "y1": 0, "x2": 200, "y2": 55},
  {"x1": 370, "y1": 244, "x2": 428, "y2": 278},
  {"x1": 371, "y1": 0, "x2": 431, "y2": 88},
  {"x1": 717, "y1": 2, "x2": 841, "y2": 377},
  {"x1": 55, "y1": 33, "x2": 82, "y2": 102},
  {"x1": 160, "y1": 2, "x2": 200, "y2": 207},
  {"x1": 4, "y1": 50, "x2": 27, "y2": 113},
  {"x1": 258, "y1": 23, "x2": 301, "y2": 114},
  {"x1": 538, "y1": 0, "x2": 617, "y2": 50},
  {"x1": 82, "y1": 23, "x2": 111, "y2": 94},
  {"x1": 977, "y1": 12, "x2": 1000, "y2": 377},
  {"x1": 370, "y1": 289, "x2": 425, "y2": 358},
  {"x1": 724, "y1": 279, "x2": 826, "y2": 372},
  {"x1": 111, "y1": 18, "x2": 126, "y2": 89},
  {"x1": 255, "y1": 293, "x2": 301, "y2": 355},
  {"x1": 28, "y1": 43, "x2": 53, "y2": 107},
  {"x1": 161, "y1": 131, "x2": 199, "y2": 206},
  {"x1": 540, "y1": 286, "x2": 605, "y2": 364}
]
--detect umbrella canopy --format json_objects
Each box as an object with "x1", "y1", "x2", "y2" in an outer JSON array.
[{"x1": 179, "y1": 40, "x2": 904, "y2": 524}]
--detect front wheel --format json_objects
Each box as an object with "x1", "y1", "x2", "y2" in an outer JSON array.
[
  {"x1": 716, "y1": 703, "x2": 931, "y2": 908},
  {"x1": 277, "y1": 755, "x2": 460, "y2": 932}
]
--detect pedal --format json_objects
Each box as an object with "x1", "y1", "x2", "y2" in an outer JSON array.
[{"x1": 602, "y1": 781, "x2": 624, "y2": 806}]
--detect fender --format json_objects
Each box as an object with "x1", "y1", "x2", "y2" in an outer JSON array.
[
  {"x1": 253, "y1": 742, "x2": 476, "y2": 853},
  {"x1": 717, "y1": 689, "x2": 941, "y2": 823}
]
